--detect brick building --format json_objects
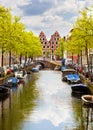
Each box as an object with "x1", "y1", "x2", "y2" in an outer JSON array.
[{"x1": 39, "y1": 31, "x2": 61, "y2": 60}]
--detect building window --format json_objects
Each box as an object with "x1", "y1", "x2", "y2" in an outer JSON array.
[{"x1": 43, "y1": 46, "x2": 45, "y2": 48}]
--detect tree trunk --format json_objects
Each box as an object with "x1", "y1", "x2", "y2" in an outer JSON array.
[
  {"x1": 1, "y1": 49, "x2": 4, "y2": 67},
  {"x1": 80, "y1": 50, "x2": 82, "y2": 66},
  {"x1": 9, "y1": 51, "x2": 11, "y2": 67},
  {"x1": 77, "y1": 53, "x2": 79, "y2": 64},
  {"x1": 72, "y1": 53, "x2": 73, "y2": 64},
  {"x1": 25, "y1": 52, "x2": 27, "y2": 64},
  {"x1": 85, "y1": 43, "x2": 91, "y2": 79},
  {"x1": 19, "y1": 55, "x2": 22, "y2": 64}
]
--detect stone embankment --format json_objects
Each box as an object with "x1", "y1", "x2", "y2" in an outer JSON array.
[
  {"x1": 0, "y1": 73, "x2": 13, "y2": 85},
  {"x1": 79, "y1": 74, "x2": 93, "y2": 93}
]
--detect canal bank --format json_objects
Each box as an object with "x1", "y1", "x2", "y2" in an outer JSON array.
[{"x1": 79, "y1": 73, "x2": 93, "y2": 93}]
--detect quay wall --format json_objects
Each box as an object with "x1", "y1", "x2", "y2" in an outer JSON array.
[{"x1": 80, "y1": 74, "x2": 93, "y2": 94}]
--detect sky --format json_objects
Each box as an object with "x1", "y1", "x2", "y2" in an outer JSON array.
[{"x1": 0, "y1": 0, "x2": 93, "y2": 40}]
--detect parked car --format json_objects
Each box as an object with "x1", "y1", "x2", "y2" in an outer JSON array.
[{"x1": 0, "y1": 67, "x2": 5, "y2": 77}]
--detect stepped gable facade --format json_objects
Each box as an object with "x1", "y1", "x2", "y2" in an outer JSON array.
[
  {"x1": 39, "y1": 31, "x2": 61, "y2": 59},
  {"x1": 49, "y1": 31, "x2": 61, "y2": 58},
  {"x1": 39, "y1": 31, "x2": 50, "y2": 56}
]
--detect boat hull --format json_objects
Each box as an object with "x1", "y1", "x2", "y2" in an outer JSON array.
[
  {"x1": 0, "y1": 86, "x2": 10, "y2": 100},
  {"x1": 81, "y1": 95, "x2": 93, "y2": 106}
]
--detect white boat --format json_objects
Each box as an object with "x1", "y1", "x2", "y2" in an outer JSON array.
[
  {"x1": 81, "y1": 95, "x2": 93, "y2": 106},
  {"x1": 15, "y1": 70, "x2": 27, "y2": 79}
]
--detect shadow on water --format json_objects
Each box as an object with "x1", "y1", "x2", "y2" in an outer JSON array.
[{"x1": 0, "y1": 73, "x2": 40, "y2": 130}]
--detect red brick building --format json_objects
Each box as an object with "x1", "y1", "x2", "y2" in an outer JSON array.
[{"x1": 39, "y1": 31, "x2": 61, "y2": 60}]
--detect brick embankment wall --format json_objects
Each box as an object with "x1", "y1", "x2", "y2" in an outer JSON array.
[
  {"x1": 0, "y1": 73, "x2": 14, "y2": 85},
  {"x1": 79, "y1": 74, "x2": 93, "y2": 94},
  {"x1": 86, "y1": 79, "x2": 93, "y2": 94}
]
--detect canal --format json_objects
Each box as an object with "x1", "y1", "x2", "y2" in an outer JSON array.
[{"x1": 0, "y1": 70, "x2": 93, "y2": 130}]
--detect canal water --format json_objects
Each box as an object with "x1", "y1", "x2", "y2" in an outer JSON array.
[{"x1": 0, "y1": 70, "x2": 93, "y2": 130}]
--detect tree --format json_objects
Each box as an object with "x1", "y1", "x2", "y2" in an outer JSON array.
[
  {"x1": 8, "y1": 16, "x2": 25, "y2": 65},
  {"x1": 0, "y1": 5, "x2": 42, "y2": 66},
  {"x1": 70, "y1": 6, "x2": 93, "y2": 78},
  {"x1": 0, "y1": 6, "x2": 12, "y2": 66},
  {"x1": 55, "y1": 37, "x2": 66, "y2": 59}
]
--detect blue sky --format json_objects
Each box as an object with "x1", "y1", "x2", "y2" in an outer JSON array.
[{"x1": 1, "y1": 0, "x2": 93, "y2": 39}]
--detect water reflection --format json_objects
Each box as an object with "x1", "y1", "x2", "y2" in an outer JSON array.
[
  {"x1": 27, "y1": 71, "x2": 72, "y2": 127},
  {"x1": 0, "y1": 70, "x2": 92, "y2": 130},
  {"x1": 0, "y1": 73, "x2": 39, "y2": 130}
]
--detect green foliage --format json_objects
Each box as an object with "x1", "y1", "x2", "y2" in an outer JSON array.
[
  {"x1": 0, "y1": 5, "x2": 42, "y2": 65},
  {"x1": 66, "y1": 6, "x2": 93, "y2": 56},
  {"x1": 55, "y1": 38, "x2": 65, "y2": 58},
  {"x1": 68, "y1": 6, "x2": 93, "y2": 78}
]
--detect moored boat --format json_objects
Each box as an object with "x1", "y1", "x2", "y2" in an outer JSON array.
[
  {"x1": 62, "y1": 69, "x2": 77, "y2": 81},
  {"x1": 0, "y1": 85, "x2": 10, "y2": 100},
  {"x1": 4, "y1": 77, "x2": 19, "y2": 88},
  {"x1": 71, "y1": 83, "x2": 91, "y2": 96},
  {"x1": 81, "y1": 95, "x2": 93, "y2": 106},
  {"x1": 31, "y1": 67, "x2": 39, "y2": 72},
  {"x1": 67, "y1": 73, "x2": 81, "y2": 84},
  {"x1": 15, "y1": 70, "x2": 27, "y2": 79}
]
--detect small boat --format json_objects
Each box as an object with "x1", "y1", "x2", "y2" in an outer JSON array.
[
  {"x1": 15, "y1": 70, "x2": 27, "y2": 79},
  {"x1": 62, "y1": 69, "x2": 76, "y2": 81},
  {"x1": 4, "y1": 77, "x2": 19, "y2": 88},
  {"x1": 0, "y1": 85, "x2": 10, "y2": 100},
  {"x1": 67, "y1": 73, "x2": 81, "y2": 84},
  {"x1": 71, "y1": 83, "x2": 91, "y2": 95},
  {"x1": 81, "y1": 95, "x2": 93, "y2": 106},
  {"x1": 31, "y1": 67, "x2": 39, "y2": 72}
]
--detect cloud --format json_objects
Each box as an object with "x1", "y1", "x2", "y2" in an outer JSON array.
[
  {"x1": 0, "y1": 0, "x2": 93, "y2": 39},
  {"x1": 19, "y1": 0, "x2": 53, "y2": 16},
  {"x1": 0, "y1": 0, "x2": 32, "y2": 7},
  {"x1": 0, "y1": 0, "x2": 32, "y2": 16}
]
